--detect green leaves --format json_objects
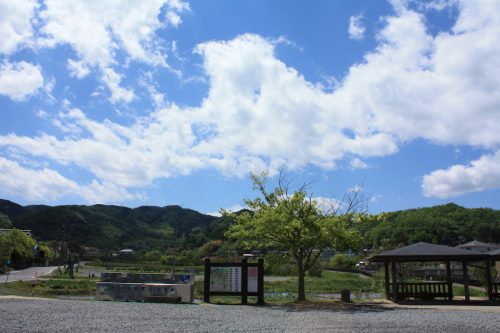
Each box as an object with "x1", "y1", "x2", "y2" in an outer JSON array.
[
  {"x1": 225, "y1": 172, "x2": 363, "y2": 300},
  {"x1": 224, "y1": 172, "x2": 364, "y2": 301},
  {"x1": 0, "y1": 229, "x2": 36, "y2": 269}
]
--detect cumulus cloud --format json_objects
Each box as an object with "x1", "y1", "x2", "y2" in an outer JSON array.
[
  {"x1": 0, "y1": 61, "x2": 44, "y2": 101},
  {"x1": 36, "y1": 0, "x2": 189, "y2": 103},
  {"x1": 1, "y1": 1, "x2": 500, "y2": 201},
  {"x1": 312, "y1": 196, "x2": 342, "y2": 212},
  {"x1": 350, "y1": 157, "x2": 369, "y2": 169},
  {"x1": 348, "y1": 14, "x2": 365, "y2": 40},
  {"x1": 0, "y1": 156, "x2": 143, "y2": 203},
  {"x1": 67, "y1": 59, "x2": 90, "y2": 79},
  {"x1": 0, "y1": 156, "x2": 78, "y2": 201},
  {"x1": 422, "y1": 151, "x2": 500, "y2": 198},
  {"x1": 0, "y1": 0, "x2": 37, "y2": 54}
]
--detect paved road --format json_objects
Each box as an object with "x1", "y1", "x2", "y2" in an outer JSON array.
[
  {"x1": 0, "y1": 266, "x2": 58, "y2": 283},
  {"x1": 1, "y1": 297, "x2": 499, "y2": 332}
]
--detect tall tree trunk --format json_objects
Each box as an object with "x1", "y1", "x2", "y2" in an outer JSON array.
[{"x1": 297, "y1": 252, "x2": 306, "y2": 302}]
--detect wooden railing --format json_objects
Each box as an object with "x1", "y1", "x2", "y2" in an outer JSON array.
[{"x1": 389, "y1": 282, "x2": 451, "y2": 300}]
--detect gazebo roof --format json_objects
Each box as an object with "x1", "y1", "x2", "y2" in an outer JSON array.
[
  {"x1": 488, "y1": 248, "x2": 500, "y2": 259},
  {"x1": 370, "y1": 242, "x2": 490, "y2": 262},
  {"x1": 457, "y1": 240, "x2": 500, "y2": 250}
]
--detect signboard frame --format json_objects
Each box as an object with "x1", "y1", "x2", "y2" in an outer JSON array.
[{"x1": 204, "y1": 257, "x2": 264, "y2": 305}]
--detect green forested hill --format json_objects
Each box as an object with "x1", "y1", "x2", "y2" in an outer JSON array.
[
  {"x1": 1, "y1": 199, "x2": 499, "y2": 255},
  {"x1": 359, "y1": 203, "x2": 500, "y2": 248},
  {"x1": 0, "y1": 199, "x2": 219, "y2": 254}
]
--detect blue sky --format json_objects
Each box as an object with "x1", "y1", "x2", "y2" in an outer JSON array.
[{"x1": 1, "y1": 0, "x2": 499, "y2": 215}]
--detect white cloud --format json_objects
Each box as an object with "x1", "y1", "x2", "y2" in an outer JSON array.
[
  {"x1": 0, "y1": 156, "x2": 142, "y2": 203},
  {"x1": 139, "y1": 72, "x2": 166, "y2": 109},
  {"x1": 37, "y1": 0, "x2": 189, "y2": 103},
  {"x1": 348, "y1": 14, "x2": 365, "y2": 40},
  {"x1": 67, "y1": 59, "x2": 90, "y2": 79},
  {"x1": 350, "y1": 157, "x2": 369, "y2": 169},
  {"x1": 0, "y1": 0, "x2": 37, "y2": 54},
  {"x1": 419, "y1": 0, "x2": 456, "y2": 11},
  {"x1": 0, "y1": 61, "x2": 44, "y2": 101},
  {"x1": 0, "y1": 156, "x2": 78, "y2": 201},
  {"x1": 312, "y1": 196, "x2": 342, "y2": 212},
  {"x1": 1, "y1": 1, "x2": 500, "y2": 201},
  {"x1": 207, "y1": 203, "x2": 247, "y2": 217},
  {"x1": 422, "y1": 150, "x2": 500, "y2": 198},
  {"x1": 101, "y1": 67, "x2": 135, "y2": 104}
]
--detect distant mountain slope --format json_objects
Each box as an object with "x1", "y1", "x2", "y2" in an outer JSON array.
[
  {"x1": 0, "y1": 199, "x2": 219, "y2": 253},
  {"x1": 360, "y1": 203, "x2": 500, "y2": 248},
  {"x1": 1, "y1": 199, "x2": 498, "y2": 254}
]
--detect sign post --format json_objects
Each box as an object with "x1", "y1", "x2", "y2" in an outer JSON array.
[{"x1": 204, "y1": 257, "x2": 264, "y2": 305}]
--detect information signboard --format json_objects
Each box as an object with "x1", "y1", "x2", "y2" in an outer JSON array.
[
  {"x1": 210, "y1": 267, "x2": 241, "y2": 292},
  {"x1": 247, "y1": 266, "x2": 258, "y2": 293},
  {"x1": 204, "y1": 258, "x2": 264, "y2": 305}
]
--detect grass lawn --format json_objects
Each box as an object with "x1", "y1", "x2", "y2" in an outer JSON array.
[
  {"x1": 85, "y1": 261, "x2": 203, "y2": 274},
  {"x1": 265, "y1": 271, "x2": 383, "y2": 294},
  {"x1": 0, "y1": 270, "x2": 98, "y2": 298},
  {"x1": 193, "y1": 270, "x2": 384, "y2": 303},
  {"x1": 3, "y1": 264, "x2": 484, "y2": 304}
]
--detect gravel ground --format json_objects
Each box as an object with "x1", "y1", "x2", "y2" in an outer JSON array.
[{"x1": 1, "y1": 297, "x2": 499, "y2": 333}]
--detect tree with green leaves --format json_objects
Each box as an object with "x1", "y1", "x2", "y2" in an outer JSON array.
[
  {"x1": 0, "y1": 229, "x2": 36, "y2": 269},
  {"x1": 0, "y1": 213, "x2": 12, "y2": 228},
  {"x1": 224, "y1": 172, "x2": 363, "y2": 302}
]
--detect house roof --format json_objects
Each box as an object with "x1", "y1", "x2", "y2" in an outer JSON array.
[
  {"x1": 370, "y1": 242, "x2": 490, "y2": 262},
  {"x1": 457, "y1": 240, "x2": 500, "y2": 250}
]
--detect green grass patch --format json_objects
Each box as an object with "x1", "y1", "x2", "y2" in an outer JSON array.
[
  {"x1": 452, "y1": 286, "x2": 487, "y2": 297},
  {"x1": 265, "y1": 271, "x2": 383, "y2": 294},
  {"x1": 194, "y1": 271, "x2": 384, "y2": 304},
  {"x1": 0, "y1": 270, "x2": 99, "y2": 297},
  {"x1": 86, "y1": 261, "x2": 203, "y2": 274}
]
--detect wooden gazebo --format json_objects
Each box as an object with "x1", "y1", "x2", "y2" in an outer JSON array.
[{"x1": 370, "y1": 242, "x2": 499, "y2": 303}]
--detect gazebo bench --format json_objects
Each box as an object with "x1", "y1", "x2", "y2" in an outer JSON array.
[{"x1": 391, "y1": 281, "x2": 451, "y2": 300}]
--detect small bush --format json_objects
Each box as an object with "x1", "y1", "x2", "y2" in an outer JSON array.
[
  {"x1": 264, "y1": 252, "x2": 297, "y2": 276},
  {"x1": 329, "y1": 254, "x2": 358, "y2": 270}
]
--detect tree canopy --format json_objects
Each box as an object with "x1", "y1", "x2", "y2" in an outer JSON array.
[
  {"x1": 225, "y1": 172, "x2": 362, "y2": 301},
  {"x1": 0, "y1": 229, "x2": 36, "y2": 270}
]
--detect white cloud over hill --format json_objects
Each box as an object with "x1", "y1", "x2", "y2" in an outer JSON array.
[{"x1": 0, "y1": 1, "x2": 499, "y2": 202}]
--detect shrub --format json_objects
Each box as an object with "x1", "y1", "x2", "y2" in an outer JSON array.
[
  {"x1": 329, "y1": 253, "x2": 358, "y2": 270},
  {"x1": 264, "y1": 252, "x2": 297, "y2": 276}
]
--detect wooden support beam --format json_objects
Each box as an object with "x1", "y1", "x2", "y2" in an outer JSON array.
[
  {"x1": 446, "y1": 260, "x2": 453, "y2": 300},
  {"x1": 391, "y1": 261, "x2": 398, "y2": 302},
  {"x1": 257, "y1": 258, "x2": 265, "y2": 305},
  {"x1": 462, "y1": 261, "x2": 470, "y2": 302},
  {"x1": 204, "y1": 258, "x2": 210, "y2": 303},
  {"x1": 486, "y1": 260, "x2": 493, "y2": 301},
  {"x1": 384, "y1": 261, "x2": 390, "y2": 300},
  {"x1": 241, "y1": 257, "x2": 248, "y2": 305}
]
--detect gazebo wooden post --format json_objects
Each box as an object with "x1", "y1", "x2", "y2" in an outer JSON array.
[
  {"x1": 384, "y1": 261, "x2": 390, "y2": 299},
  {"x1": 462, "y1": 261, "x2": 470, "y2": 302},
  {"x1": 391, "y1": 261, "x2": 398, "y2": 302},
  {"x1": 485, "y1": 260, "x2": 492, "y2": 301},
  {"x1": 446, "y1": 260, "x2": 453, "y2": 300}
]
